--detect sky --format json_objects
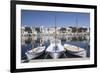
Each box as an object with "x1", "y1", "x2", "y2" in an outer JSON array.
[{"x1": 21, "y1": 10, "x2": 90, "y2": 27}]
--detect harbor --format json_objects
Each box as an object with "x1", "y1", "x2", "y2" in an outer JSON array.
[
  {"x1": 21, "y1": 34, "x2": 90, "y2": 63},
  {"x1": 21, "y1": 10, "x2": 90, "y2": 63}
]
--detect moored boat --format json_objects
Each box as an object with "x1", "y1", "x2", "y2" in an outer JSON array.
[
  {"x1": 64, "y1": 44, "x2": 86, "y2": 57},
  {"x1": 25, "y1": 46, "x2": 45, "y2": 60},
  {"x1": 46, "y1": 39, "x2": 65, "y2": 59}
]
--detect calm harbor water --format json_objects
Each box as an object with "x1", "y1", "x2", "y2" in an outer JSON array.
[{"x1": 21, "y1": 35, "x2": 90, "y2": 60}]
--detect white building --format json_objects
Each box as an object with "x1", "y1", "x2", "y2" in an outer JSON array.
[
  {"x1": 21, "y1": 26, "x2": 32, "y2": 36},
  {"x1": 66, "y1": 27, "x2": 72, "y2": 33},
  {"x1": 31, "y1": 27, "x2": 37, "y2": 35},
  {"x1": 21, "y1": 26, "x2": 25, "y2": 36}
]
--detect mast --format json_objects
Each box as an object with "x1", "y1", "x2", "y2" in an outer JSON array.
[
  {"x1": 55, "y1": 16, "x2": 58, "y2": 52},
  {"x1": 76, "y1": 17, "x2": 78, "y2": 35},
  {"x1": 76, "y1": 17, "x2": 79, "y2": 51},
  {"x1": 55, "y1": 16, "x2": 56, "y2": 42}
]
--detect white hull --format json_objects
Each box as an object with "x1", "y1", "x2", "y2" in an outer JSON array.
[
  {"x1": 67, "y1": 50, "x2": 86, "y2": 57},
  {"x1": 64, "y1": 44, "x2": 86, "y2": 57},
  {"x1": 49, "y1": 52, "x2": 62, "y2": 59},
  {"x1": 46, "y1": 39, "x2": 65, "y2": 59},
  {"x1": 25, "y1": 51, "x2": 44, "y2": 60},
  {"x1": 25, "y1": 46, "x2": 45, "y2": 60}
]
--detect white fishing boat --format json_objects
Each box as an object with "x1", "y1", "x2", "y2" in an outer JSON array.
[
  {"x1": 25, "y1": 46, "x2": 45, "y2": 60},
  {"x1": 46, "y1": 39, "x2": 65, "y2": 59},
  {"x1": 45, "y1": 16, "x2": 66, "y2": 59},
  {"x1": 64, "y1": 44, "x2": 86, "y2": 57},
  {"x1": 63, "y1": 17, "x2": 87, "y2": 58}
]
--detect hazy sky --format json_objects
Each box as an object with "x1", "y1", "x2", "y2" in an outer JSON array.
[{"x1": 21, "y1": 10, "x2": 90, "y2": 27}]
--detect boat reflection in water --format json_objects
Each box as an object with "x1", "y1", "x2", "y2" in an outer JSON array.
[{"x1": 21, "y1": 35, "x2": 90, "y2": 62}]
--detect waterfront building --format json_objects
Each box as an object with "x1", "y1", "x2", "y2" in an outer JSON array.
[
  {"x1": 31, "y1": 27, "x2": 37, "y2": 35},
  {"x1": 21, "y1": 26, "x2": 32, "y2": 36},
  {"x1": 21, "y1": 26, "x2": 25, "y2": 36},
  {"x1": 66, "y1": 27, "x2": 72, "y2": 34}
]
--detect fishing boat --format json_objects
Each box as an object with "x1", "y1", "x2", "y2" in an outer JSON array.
[
  {"x1": 25, "y1": 46, "x2": 45, "y2": 60},
  {"x1": 64, "y1": 44, "x2": 86, "y2": 57},
  {"x1": 63, "y1": 17, "x2": 87, "y2": 58},
  {"x1": 45, "y1": 16, "x2": 66, "y2": 59},
  {"x1": 46, "y1": 39, "x2": 65, "y2": 59}
]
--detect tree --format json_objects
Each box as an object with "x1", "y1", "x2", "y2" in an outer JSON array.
[
  {"x1": 60, "y1": 27, "x2": 66, "y2": 33},
  {"x1": 25, "y1": 27, "x2": 32, "y2": 33},
  {"x1": 78, "y1": 27, "x2": 87, "y2": 33},
  {"x1": 69, "y1": 27, "x2": 77, "y2": 33},
  {"x1": 35, "y1": 27, "x2": 40, "y2": 33}
]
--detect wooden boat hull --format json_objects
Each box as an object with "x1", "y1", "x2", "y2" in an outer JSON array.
[
  {"x1": 64, "y1": 44, "x2": 86, "y2": 57},
  {"x1": 66, "y1": 49, "x2": 86, "y2": 57},
  {"x1": 25, "y1": 46, "x2": 45, "y2": 60}
]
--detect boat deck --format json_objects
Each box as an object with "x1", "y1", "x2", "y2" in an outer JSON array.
[
  {"x1": 64, "y1": 44, "x2": 85, "y2": 52},
  {"x1": 46, "y1": 43, "x2": 65, "y2": 52}
]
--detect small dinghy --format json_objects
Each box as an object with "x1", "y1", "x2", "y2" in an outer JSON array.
[
  {"x1": 64, "y1": 44, "x2": 86, "y2": 57},
  {"x1": 25, "y1": 46, "x2": 45, "y2": 60}
]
